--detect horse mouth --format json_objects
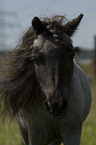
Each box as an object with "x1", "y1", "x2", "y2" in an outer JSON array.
[{"x1": 50, "y1": 112, "x2": 66, "y2": 119}]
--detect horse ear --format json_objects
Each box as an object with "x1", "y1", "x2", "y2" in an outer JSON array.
[
  {"x1": 32, "y1": 17, "x2": 46, "y2": 35},
  {"x1": 63, "y1": 14, "x2": 83, "y2": 36}
]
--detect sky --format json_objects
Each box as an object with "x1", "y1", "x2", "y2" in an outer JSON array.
[{"x1": 1, "y1": 0, "x2": 96, "y2": 50}]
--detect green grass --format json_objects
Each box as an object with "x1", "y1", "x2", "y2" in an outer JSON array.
[{"x1": 0, "y1": 120, "x2": 22, "y2": 145}]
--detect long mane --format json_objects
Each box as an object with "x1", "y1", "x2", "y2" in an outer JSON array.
[{"x1": 0, "y1": 15, "x2": 69, "y2": 116}]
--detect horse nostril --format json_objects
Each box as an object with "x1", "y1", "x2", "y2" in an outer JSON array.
[
  {"x1": 62, "y1": 99, "x2": 68, "y2": 109},
  {"x1": 44, "y1": 101, "x2": 52, "y2": 112}
]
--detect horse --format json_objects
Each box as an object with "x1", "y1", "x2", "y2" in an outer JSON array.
[{"x1": 0, "y1": 14, "x2": 92, "y2": 145}]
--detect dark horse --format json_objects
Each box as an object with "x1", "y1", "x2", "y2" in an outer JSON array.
[{"x1": 0, "y1": 14, "x2": 91, "y2": 145}]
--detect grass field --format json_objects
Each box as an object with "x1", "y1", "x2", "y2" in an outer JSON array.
[
  {"x1": 0, "y1": 121, "x2": 22, "y2": 145},
  {"x1": 0, "y1": 62, "x2": 96, "y2": 145}
]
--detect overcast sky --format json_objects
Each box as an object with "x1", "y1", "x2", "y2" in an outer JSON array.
[{"x1": 1, "y1": 0, "x2": 96, "y2": 50}]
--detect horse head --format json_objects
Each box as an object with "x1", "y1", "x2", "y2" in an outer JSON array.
[{"x1": 31, "y1": 14, "x2": 83, "y2": 118}]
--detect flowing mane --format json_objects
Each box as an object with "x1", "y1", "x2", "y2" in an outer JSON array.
[{"x1": 0, "y1": 15, "x2": 71, "y2": 116}]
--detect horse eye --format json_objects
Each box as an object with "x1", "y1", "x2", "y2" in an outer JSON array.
[{"x1": 33, "y1": 53, "x2": 45, "y2": 65}]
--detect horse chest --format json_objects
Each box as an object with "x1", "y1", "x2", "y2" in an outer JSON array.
[
  {"x1": 27, "y1": 106, "x2": 61, "y2": 132},
  {"x1": 16, "y1": 106, "x2": 61, "y2": 140}
]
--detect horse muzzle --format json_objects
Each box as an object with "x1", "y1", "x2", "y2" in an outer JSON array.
[{"x1": 44, "y1": 98, "x2": 68, "y2": 119}]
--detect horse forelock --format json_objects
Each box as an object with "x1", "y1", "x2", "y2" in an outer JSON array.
[{"x1": 0, "y1": 15, "x2": 74, "y2": 117}]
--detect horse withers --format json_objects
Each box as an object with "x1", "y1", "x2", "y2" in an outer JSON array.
[{"x1": 0, "y1": 14, "x2": 91, "y2": 145}]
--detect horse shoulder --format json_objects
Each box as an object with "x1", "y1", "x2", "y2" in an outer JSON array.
[{"x1": 73, "y1": 62, "x2": 92, "y2": 121}]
